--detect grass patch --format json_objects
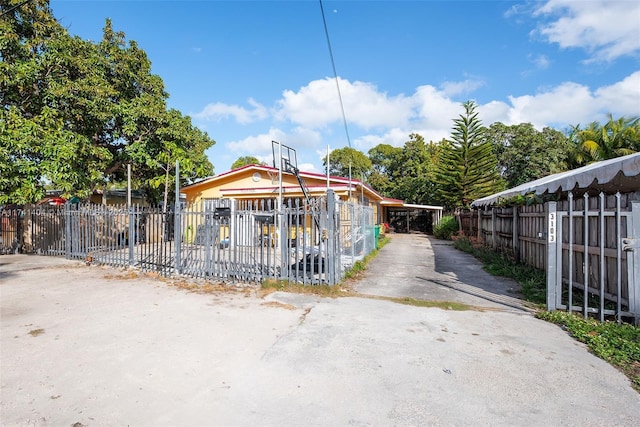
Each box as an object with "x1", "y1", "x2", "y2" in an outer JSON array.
[
  {"x1": 380, "y1": 296, "x2": 473, "y2": 311},
  {"x1": 537, "y1": 310, "x2": 640, "y2": 392},
  {"x1": 260, "y1": 279, "x2": 352, "y2": 298}
]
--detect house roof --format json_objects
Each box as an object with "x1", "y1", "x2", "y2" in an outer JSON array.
[
  {"x1": 184, "y1": 164, "x2": 445, "y2": 211},
  {"x1": 184, "y1": 164, "x2": 386, "y2": 200},
  {"x1": 472, "y1": 152, "x2": 640, "y2": 208}
]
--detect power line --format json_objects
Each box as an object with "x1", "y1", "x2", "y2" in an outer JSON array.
[
  {"x1": 0, "y1": 0, "x2": 36, "y2": 18},
  {"x1": 319, "y1": 0, "x2": 352, "y2": 149}
]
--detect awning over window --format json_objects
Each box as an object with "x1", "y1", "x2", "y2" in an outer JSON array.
[{"x1": 471, "y1": 152, "x2": 640, "y2": 208}]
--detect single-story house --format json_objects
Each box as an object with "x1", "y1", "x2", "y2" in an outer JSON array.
[{"x1": 182, "y1": 164, "x2": 443, "y2": 231}]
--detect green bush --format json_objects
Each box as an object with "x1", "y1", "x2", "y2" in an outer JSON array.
[{"x1": 433, "y1": 215, "x2": 459, "y2": 240}]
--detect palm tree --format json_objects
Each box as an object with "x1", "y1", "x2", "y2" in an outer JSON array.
[{"x1": 569, "y1": 114, "x2": 640, "y2": 167}]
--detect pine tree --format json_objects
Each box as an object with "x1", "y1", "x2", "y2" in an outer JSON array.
[{"x1": 436, "y1": 101, "x2": 504, "y2": 210}]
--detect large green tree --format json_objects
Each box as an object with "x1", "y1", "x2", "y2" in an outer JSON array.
[
  {"x1": 323, "y1": 147, "x2": 372, "y2": 179},
  {"x1": 231, "y1": 156, "x2": 263, "y2": 169},
  {"x1": 367, "y1": 143, "x2": 402, "y2": 196},
  {"x1": 436, "y1": 101, "x2": 504, "y2": 210},
  {"x1": 366, "y1": 136, "x2": 442, "y2": 205},
  {"x1": 487, "y1": 123, "x2": 570, "y2": 188},
  {"x1": 390, "y1": 134, "x2": 440, "y2": 204},
  {"x1": 0, "y1": 1, "x2": 214, "y2": 204}
]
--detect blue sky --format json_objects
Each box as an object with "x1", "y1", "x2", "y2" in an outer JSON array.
[{"x1": 49, "y1": 0, "x2": 640, "y2": 175}]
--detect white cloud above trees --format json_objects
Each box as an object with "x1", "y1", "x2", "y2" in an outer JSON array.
[{"x1": 532, "y1": 0, "x2": 640, "y2": 62}]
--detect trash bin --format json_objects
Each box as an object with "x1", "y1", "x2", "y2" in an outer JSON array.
[{"x1": 374, "y1": 225, "x2": 381, "y2": 249}]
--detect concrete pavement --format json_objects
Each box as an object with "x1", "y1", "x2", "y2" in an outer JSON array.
[
  {"x1": 1, "y1": 235, "x2": 639, "y2": 426},
  {"x1": 352, "y1": 233, "x2": 530, "y2": 312}
]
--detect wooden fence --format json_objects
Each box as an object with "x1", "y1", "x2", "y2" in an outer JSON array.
[
  {"x1": 458, "y1": 203, "x2": 548, "y2": 269},
  {"x1": 458, "y1": 191, "x2": 640, "y2": 323}
]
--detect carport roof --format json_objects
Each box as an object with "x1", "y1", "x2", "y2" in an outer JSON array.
[{"x1": 472, "y1": 152, "x2": 640, "y2": 208}]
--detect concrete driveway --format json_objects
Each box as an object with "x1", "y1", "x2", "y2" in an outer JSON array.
[{"x1": 1, "y1": 236, "x2": 639, "y2": 426}]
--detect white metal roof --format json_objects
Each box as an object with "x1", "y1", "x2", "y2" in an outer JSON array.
[{"x1": 472, "y1": 152, "x2": 640, "y2": 208}]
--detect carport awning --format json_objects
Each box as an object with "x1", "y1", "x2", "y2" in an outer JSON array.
[{"x1": 472, "y1": 152, "x2": 640, "y2": 208}]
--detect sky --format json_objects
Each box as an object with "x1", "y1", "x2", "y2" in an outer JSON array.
[{"x1": 49, "y1": 0, "x2": 640, "y2": 176}]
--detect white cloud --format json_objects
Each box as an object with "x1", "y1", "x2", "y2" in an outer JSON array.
[
  {"x1": 507, "y1": 82, "x2": 595, "y2": 127},
  {"x1": 226, "y1": 127, "x2": 322, "y2": 165},
  {"x1": 502, "y1": 71, "x2": 640, "y2": 128},
  {"x1": 529, "y1": 53, "x2": 551, "y2": 70},
  {"x1": 440, "y1": 78, "x2": 486, "y2": 97},
  {"x1": 298, "y1": 162, "x2": 319, "y2": 173},
  {"x1": 594, "y1": 70, "x2": 640, "y2": 115},
  {"x1": 193, "y1": 98, "x2": 268, "y2": 124},
  {"x1": 412, "y1": 85, "x2": 461, "y2": 129},
  {"x1": 532, "y1": 0, "x2": 640, "y2": 62},
  {"x1": 275, "y1": 77, "x2": 415, "y2": 129},
  {"x1": 202, "y1": 71, "x2": 640, "y2": 174},
  {"x1": 478, "y1": 101, "x2": 512, "y2": 126}
]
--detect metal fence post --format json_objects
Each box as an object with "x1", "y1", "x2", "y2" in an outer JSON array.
[
  {"x1": 627, "y1": 201, "x2": 640, "y2": 324},
  {"x1": 327, "y1": 190, "x2": 337, "y2": 285},
  {"x1": 174, "y1": 161, "x2": 182, "y2": 275},
  {"x1": 546, "y1": 202, "x2": 558, "y2": 311},
  {"x1": 128, "y1": 205, "x2": 135, "y2": 266},
  {"x1": 64, "y1": 203, "x2": 71, "y2": 259}
]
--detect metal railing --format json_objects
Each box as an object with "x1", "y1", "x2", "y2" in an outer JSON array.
[{"x1": 1, "y1": 190, "x2": 376, "y2": 285}]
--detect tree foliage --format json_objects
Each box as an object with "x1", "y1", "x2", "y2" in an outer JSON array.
[
  {"x1": 436, "y1": 101, "x2": 504, "y2": 209},
  {"x1": 487, "y1": 122, "x2": 570, "y2": 188},
  {"x1": 0, "y1": 1, "x2": 214, "y2": 204},
  {"x1": 231, "y1": 156, "x2": 264, "y2": 169},
  {"x1": 392, "y1": 134, "x2": 440, "y2": 204},
  {"x1": 367, "y1": 143, "x2": 402, "y2": 196},
  {"x1": 323, "y1": 147, "x2": 372, "y2": 179}
]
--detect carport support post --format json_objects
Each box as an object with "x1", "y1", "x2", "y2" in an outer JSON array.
[{"x1": 546, "y1": 202, "x2": 558, "y2": 311}]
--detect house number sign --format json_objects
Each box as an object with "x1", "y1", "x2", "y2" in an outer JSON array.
[{"x1": 548, "y1": 212, "x2": 556, "y2": 243}]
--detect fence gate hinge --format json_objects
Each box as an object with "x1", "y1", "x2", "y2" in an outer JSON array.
[{"x1": 622, "y1": 237, "x2": 639, "y2": 252}]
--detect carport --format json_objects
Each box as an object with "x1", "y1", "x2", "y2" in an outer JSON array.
[{"x1": 381, "y1": 199, "x2": 443, "y2": 233}]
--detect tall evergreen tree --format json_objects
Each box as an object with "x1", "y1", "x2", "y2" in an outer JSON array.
[{"x1": 436, "y1": 101, "x2": 504, "y2": 210}]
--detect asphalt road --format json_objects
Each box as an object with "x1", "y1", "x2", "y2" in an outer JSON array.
[{"x1": 1, "y1": 235, "x2": 639, "y2": 426}]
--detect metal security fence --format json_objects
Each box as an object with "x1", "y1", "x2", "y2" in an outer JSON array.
[
  {"x1": 338, "y1": 200, "x2": 377, "y2": 269},
  {"x1": 1, "y1": 190, "x2": 376, "y2": 286},
  {"x1": 1, "y1": 207, "x2": 23, "y2": 254}
]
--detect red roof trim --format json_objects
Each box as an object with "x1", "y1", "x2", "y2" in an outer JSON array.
[{"x1": 184, "y1": 164, "x2": 386, "y2": 200}]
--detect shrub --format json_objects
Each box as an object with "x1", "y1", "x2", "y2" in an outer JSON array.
[{"x1": 433, "y1": 215, "x2": 459, "y2": 240}]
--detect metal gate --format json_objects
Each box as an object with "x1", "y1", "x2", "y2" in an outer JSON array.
[
  {"x1": 546, "y1": 194, "x2": 640, "y2": 324},
  {"x1": 1, "y1": 190, "x2": 375, "y2": 286}
]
